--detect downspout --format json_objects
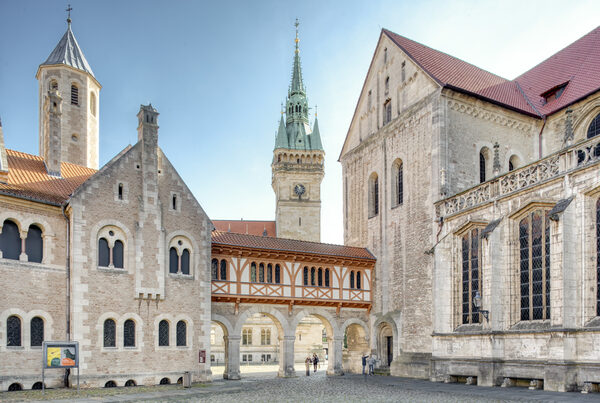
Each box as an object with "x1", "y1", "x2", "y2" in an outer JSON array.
[{"x1": 61, "y1": 203, "x2": 71, "y2": 387}]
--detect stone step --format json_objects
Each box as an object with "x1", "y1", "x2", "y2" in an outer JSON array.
[{"x1": 374, "y1": 368, "x2": 390, "y2": 376}]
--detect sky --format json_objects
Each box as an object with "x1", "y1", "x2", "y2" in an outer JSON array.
[{"x1": 1, "y1": 0, "x2": 599, "y2": 245}]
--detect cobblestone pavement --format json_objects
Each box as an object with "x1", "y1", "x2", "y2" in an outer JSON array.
[{"x1": 8, "y1": 370, "x2": 600, "y2": 403}]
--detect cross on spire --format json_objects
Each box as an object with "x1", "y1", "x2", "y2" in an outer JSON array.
[{"x1": 66, "y1": 4, "x2": 73, "y2": 25}]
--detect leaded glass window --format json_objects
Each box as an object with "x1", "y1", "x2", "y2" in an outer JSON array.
[
  {"x1": 397, "y1": 161, "x2": 403, "y2": 205},
  {"x1": 103, "y1": 319, "x2": 116, "y2": 347},
  {"x1": 519, "y1": 210, "x2": 551, "y2": 321},
  {"x1": 176, "y1": 321, "x2": 186, "y2": 346},
  {"x1": 220, "y1": 259, "x2": 227, "y2": 281},
  {"x1": 588, "y1": 113, "x2": 600, "y2": 139},
  {"x1": 26, "y1": 225, "x2": 43, "y2": 263},
  {"x1": 211, "y1": 259, "x2": 218, "y2": 280},
  {"x1": 1, "y1": 220, "x2": 21, "y2": 260},
  {"x1": 170, "y1": 248, "x2": 179, "y2": 274},
  {"x1": 7, "y1": 315, "x2": 21, "y2": 346},
  {"x1": 181, "y1": 249, "x2": 190, "y2": 275},
  {"x1": 596, "y1": 198, "x2": 600, "y2": 316},
  {"x1": 30, "y1": 317, "x2": 44, "y2": 347},
  {"x1": 124, "y1": 319, "x2": 135, "y2": 347},
  {"x1": 159, "y1": 320, "x2": 169, "y2": 346},
  {"x1": 461, "y1": 228, "x2": 481, "y2": 324}
]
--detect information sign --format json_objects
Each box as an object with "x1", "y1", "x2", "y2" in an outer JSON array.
[{"x1": 199, "y1": 349, "x2": 206, "y2": 363}]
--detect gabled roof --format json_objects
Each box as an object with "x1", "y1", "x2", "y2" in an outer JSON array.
[
  {"x1": 39, "y1": 23, "x2": 95, "y2": 77},
  {"x1": 212, "y1": 220, "x2": 276, "y2": 237},
  {"x1": 211, "y1": 231, "x2": 376, "y2": 261},
  {"x1": 0, "y1": 150, "x2": 96, "y2": 205}
]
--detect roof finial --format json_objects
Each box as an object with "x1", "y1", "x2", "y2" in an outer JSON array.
[
  {"x1": 281, "y1": 102, "x2": 284, "y2": 115},
  {"x1": 66, "y1": 4, "x2": 73, "y2": 26},
  {"x1": 315, "y1": 105, "x2": 318, "y2": 117},
  {"x1": 294, "y1": 18, "x2": 300, "y2": 54}
]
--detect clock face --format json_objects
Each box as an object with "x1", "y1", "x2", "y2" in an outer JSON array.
[{"x1": 294, "y1": 184, "x2": 306, "y2": 196}]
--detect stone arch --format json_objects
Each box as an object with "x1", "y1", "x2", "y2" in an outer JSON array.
[
  {"x1": 573, "y1": 101, "x2": 600, "y2": 141},
  {"x1": 342, "y1": 318, "x2": 370, "y2": 374},
  {"x1": 340, "y1": 317, "x2": 370, "y2": 342},
  {"x1": 373, "y1": 316, "x2": 399, "y2": 368},
  {"x1": 504, "y1": 151, "x2": 524, "y2": 172},
  {"x1": 290, "y1": 307, "x2": 339, "y2": 338},
  {"x1": 233, "y1": 305, "x2": 289, "y2": 336}
]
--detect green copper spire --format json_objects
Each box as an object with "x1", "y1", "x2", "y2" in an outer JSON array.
[
  {"x1": 290, "y1": 19, "x2": 305, "y2": 95},
  {"x1": 310, "y1": 111, "x2": 323, "y2": 150},
  {"x1": 275, "y1": 113, "x2": 288, "y2": 149}
]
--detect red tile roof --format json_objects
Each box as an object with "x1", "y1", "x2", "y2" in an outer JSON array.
[
  {"x1": 212, "y1": 220, "x2": 276, "y2": 237},
  {"x1": 383, "y1": 26, "x2": 600, "y2": 117},
  {"x1": 211, "y1": 231, "x2": 376, "y2": 261},
  {"x1": 0, "y1": 150, "x2": 95, "y2": 205}
]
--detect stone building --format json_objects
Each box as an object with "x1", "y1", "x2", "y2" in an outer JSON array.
[
  {"x1": 340, "y1": 26, "x2": 600, "y2": 391},
  {"x1": 0, "y1": 18, "x2": 212, "y2": 390}
]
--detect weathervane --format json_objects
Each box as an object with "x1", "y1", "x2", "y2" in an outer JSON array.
[
  {"x1": 66, "y1": 4, "x2": 73, "y2": 25},
  {"x1": 294, "y1": 18, "x2": 300, "y2": 53}
]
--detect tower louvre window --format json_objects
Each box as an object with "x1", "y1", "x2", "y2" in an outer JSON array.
[{"x1": 71, "y1": 84, "x2": 79, "y2": 106}]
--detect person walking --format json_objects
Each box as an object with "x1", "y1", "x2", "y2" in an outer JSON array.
[
  {"x1": 305, "y1": 355, "x2": 312, "y2": 376},
  {"x1": 368, "y1": 354, "x2": 375, "y2": 375},
  {"x1": 312, "y1": 353, "x2": 319, "y2": 373},
  {"x1": 361, "y1": 354, "x2": 368, "y2": 376}
]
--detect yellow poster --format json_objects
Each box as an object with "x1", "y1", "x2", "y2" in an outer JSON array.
[{"x1": 47, "y1": 347, "x2": 61, "y2": 367}]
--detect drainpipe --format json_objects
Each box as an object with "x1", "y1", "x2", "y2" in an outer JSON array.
[
  {"x1": 61, "y1": 204, "x2": 71, "y2": 387},
  {"x1": 538, "y1": 116, "x2": 547, "y2": 159}
]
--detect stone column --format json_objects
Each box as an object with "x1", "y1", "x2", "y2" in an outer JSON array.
[
  {"x1": 278, "y1": 335, "x2": 296, "y2": 377},
  {"x1": 19, "y1": 232, "x2": 28, "y2": 261},
  {"x1": 327, "y1": 336, "x2": 344, "y2": 376},
  {"x1": 223, "y1": 335, "x2": 241, "y2": 380}
]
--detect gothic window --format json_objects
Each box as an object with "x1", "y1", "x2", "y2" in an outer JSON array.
[
  {"x1": 385, "y1": 77, "x2": 390, "y2": 95},
  {"x1": 392, "y1": 159, "x2": 403, "y2": 207},
  {"x1": 368, "y1": 173, "x2": 379, "y2": 217},
  {"x1": 588, "y1": 113, "x2": 600, "y2": 139},
  {"x1": 0, "y1": 219, "x2": 21, "y2": 260},
  {"x1": 267, "y1": 263, "x2": 273, "y2": 283},
  {"x1": 71, "y1": 84, "x2": 79, "y2": 106},
  {"x1": 30, "y1": 317, "x2": 44, "y2": 347},
  {"x1": 383, "y1": 100, "x2": 392, "y2": 124},
  {"x1": 259, "y1": 263, "x2": 265, "y2": 282},
  {"x1": 519, "y1": 210, "x2": 551, "y2": 321},
  {"x1": 159, "y1": 320, "x2": 169, "y2": 346},
  {"x1": 90, "y1": 92, "x2": 97, "y2": 116},
  {"x1": 181, "y1": 249, "x2": 190, "y2": 275},
  {"x1": 325, "y1": 268, "x2": 330, "y2": 287},
  {"x1": 103, "y1": 319, "x2": 116, "y2": 347},
  {"x1": 596, "y1": 198, "x2": 600, "y2": 316},
  {"x1": 318, "y1": 268, "x2": 323, "y2": 286},
  {"x1": 356, "y1": 271, "x2": 362, "y2": 289},
  {"x1": 479, "y1": 152, "x2": 486, "y2": 183},
  {"x1": 250, "y1": 262, "x2": 257, "y2": 282},
  {"x1": 311, "y1": 267, "x2": 316, "y2": 286},
  {"x1": 124, "y1": 319, "x2": 136, "y2": 347},
  {"x1": 303, "y1": 266, "x2": 308, "y2": 286},
  {"x1": 461, "y1": 228, "x2": 481, "y2": 324},
  {"x1": 350, "y1": 271, "x2": 355, "y2": 289},
  {"x1": 7, "y1": 315, "x2": 21, "y2": 346},
  {"x1": 242, "y1": 328, "x2": 252, "y2": 345},
  {"x1": 401, "y1": 61, "x2": 406, "y2": 82},
  {"x1": 220, "y1": 259, "x2": 227, "y2": 281},
  {"x1": 275, "y1": 264, "x2": 281, "y2": 284},
  {"x1": 176, "y1": 321, "x2": 186, "y2": 346},
  {"x1": 261, "y1": 328, "x2": 271, "y2": 345}
]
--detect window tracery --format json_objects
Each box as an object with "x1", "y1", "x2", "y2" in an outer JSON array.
[
  {"x1": 168, "y1": 236, "x2": 192, "y2": 275},
  {"x1": 588, "y1": 113, "x2": 600, "y2": 139},
  {"x1": 461, "y1": 228, "x2": 481, "y2": 324}
]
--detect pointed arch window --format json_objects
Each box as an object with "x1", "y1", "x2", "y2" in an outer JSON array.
[
  {"x1": 159, "y1": 320, "x2": 169, "y2": 346},
  {"x1": 261, "y1": 328, "x2": 271, "y2": 345},
  {"x1": 30, "y1": 317, "x2": 44, "y2": 347},
  {"x1": 7, "y1": 315, "x2": 21, "y2": 346},
  {"x1": 267, "y1": 263, "x2": 273, "y2": 283},
  {"x1": 356, "y1": 271, "x2": 362, "y2": 289},
  {"x1": 242, "y1": 328, "x2": 252, "y2": 345},
  {"x1": 176, "y1": 321, "x2": 186, "y2": 346},
  {"x1": 318, "y1": 268, "x2": 323, "y2": 287},
  {"x1": 392, "y1": 159, "x2": 403, "y2": 207},
  {"x1": 588, "y1": 113, "x2": 600, "y2": 138},
  {"x1": 0, "y1": 219, "x2": 21, "y2": 260},
  {"x1": 103, "y1": 319, "x2": 116, "y2": 347},
  {"x1": 461, "y1": 228, "x2": 481, "y2": 324},
  {"x1": 220, "y1": 259, "x2": 227, "y2": 281},
  {"x1": 479, "y1": 152, "x2": 486, "y2": 183},
  {"x1": 385, "y1": 76, "x2": 390, "y2": 95}
]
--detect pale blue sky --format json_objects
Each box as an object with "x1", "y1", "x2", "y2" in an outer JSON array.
[{"x1": 1, "y1": 0, "x2": 598, "y2": 244}]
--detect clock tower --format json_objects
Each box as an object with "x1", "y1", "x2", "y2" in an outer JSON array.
[{"x1": 271, "y1": 20, "x2": 324, "y2": 242}]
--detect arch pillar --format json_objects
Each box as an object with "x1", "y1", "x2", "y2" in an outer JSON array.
[
  {"x1": 327, "y1": 336, "x2": 344, "y2": 376},
  {"x1": 223, "y1": 335, "x2": 241, "y2": 380},
  {"x1": 278, "y1": 335, "x2": 296, "y2": 378}
]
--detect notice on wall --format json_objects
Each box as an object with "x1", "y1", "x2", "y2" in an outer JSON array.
[
  {"x1": 199, "y1": 349, "x2": 206, "y2": 363},
  {"x1": 43, "y1": 341, "x2": 79, "y2": 369}
]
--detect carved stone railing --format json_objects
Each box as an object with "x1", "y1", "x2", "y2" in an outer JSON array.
[{"x1": 436, "y1": 136, "x2": 600, "y2": 217}]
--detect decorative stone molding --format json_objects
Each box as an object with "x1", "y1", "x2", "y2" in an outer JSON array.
[{"x1": 447, "y1": 99, "x2": 532, "y2": 133}]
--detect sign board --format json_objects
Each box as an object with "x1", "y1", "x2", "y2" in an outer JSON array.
[
  {"x1": 43, "y1": 341, "x2": 79, "y2": 368},
  {"x1": 199, "y1": 349, "x2": 206, "y2": 363}
]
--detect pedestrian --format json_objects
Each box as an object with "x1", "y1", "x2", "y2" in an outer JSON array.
[
  {"x1": 368, "y1": 354, "x2": 375, "y2": 375},
  {"x1": 361, "y1": 354, "x2": 368, "y2": 375},
  {"x1": 313, "y1": 353, "x2": 319, "y2": 373},
  {"x1": 305, "y1": 355, "x2": 311, "y2": 376}
]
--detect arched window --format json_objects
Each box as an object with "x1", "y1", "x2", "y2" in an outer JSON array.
[
  {"x1": 242, "y1": 328, "x2": 252, "y2": 345},
  {"x1": 90, "y1": 92, "x2": 97, "y2": 116},
  {"x1": 71, "y1": 84, "x2": 79, "y2": 106},
  {"x1": 26, "y1": 224, "x2": 43, "y2": 263},
  {"x1": 385, "y1": 76, "x2": 390, "y2": 94},
  {"x1": 369, "y1": 173, "x2": 379, "y2": 217},
  {"x1": 0, "y1": 219, "x2": 21, "y2": 260},
  {"x1": 311, "y1": 267, "x2": 316, "y2": 286},
  {"x1": 259, "y1": 263, "x2": 265, "y2": 282},
  {"x1": 176, "y1": 321, "x2": 186, "y2": 346},
  {"x1": 261, "y1": 328, "x2": 271, "y2": 345},
  {"x1": 211, "y1": 258, "x2": 218, "y2": 280},
  {"x1": 159, "y1": 320, "x2": 169, "y2": 346},
  {"x1": 509, "y1": 155, "x2": 521, "y2": 172},
  {"x1": 172, "y1": 195, "x2": 177, "y2": 210},
  {"x1": 181, "y1": 249, "x2": 190, "y2": 275},
  {"x1": 461, "y1": 228, "x2": 481, "y2": 324},
  {"x1": 170, "y1": 248, "x2": 180, "y2": 274},
  {"x1": 7, "y1": 315, "x2": 21, "y2": 346},
  {"x1": 103, "y1": 319, "x2": 116, "y2": 347},
  {"x1": 118, "y1": 183, "x2": 124, "y2": 200},
  {"x1": 588, "y1": 113, "x2": 600, "y2": 138},
  {"x1": 113, "y1": 240, "x2": 124, "y2": 268},
  {"x1": 275, "y1": 264, "x2": 281, "y2": 284},
  {"x1": 220, "y1": 259, "x2": 227, "y2": 281},
  {"x1": 519, "y1": 210, "x2": 551, "y2": 321},
  {"x1": 124, "y1": 319, "x2": 136, "y2": 347},
  {"x1": 325, "y1": 268, "x2": 330, "y2": 287},
  {"x1": 479, "y1": 151, "x2": 486, "y2": 183},
  {"x1": 383, "y1": 100, "x2": 392, "y2": 124},
  {"x1": 318, "y1": 268, "x2": 323, "y2": 287},
  {"x1": 30, "y1": 317, "x2": 44, "y2": 347},
  {"x1": 267, "y1": 263, "x2": 273, "y2": 283},
  {"x1": 303, "y1": 266, "x2": 308, "y2": 286},
  {"x1": 250, "y1": 262, "x2": 257, "y2": 282},
  {"x1": 356, "y1": 271, "x2": 362, "y2": 289},
  {"x1": 350, "y1": 271, "x2": 355, "y2": 289},
  {"x1": 596, "y1": 198, "x2": 600, "y2": 316},
  {"x1": 392, "y1": 159, "x2": 403, "y2": 207},
  {"x1": 383, "y1": 47, "x2": 387, "y2": 63},
  {"x1": 98, "y1": 238, "x2": 110, "y2": 267}
]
